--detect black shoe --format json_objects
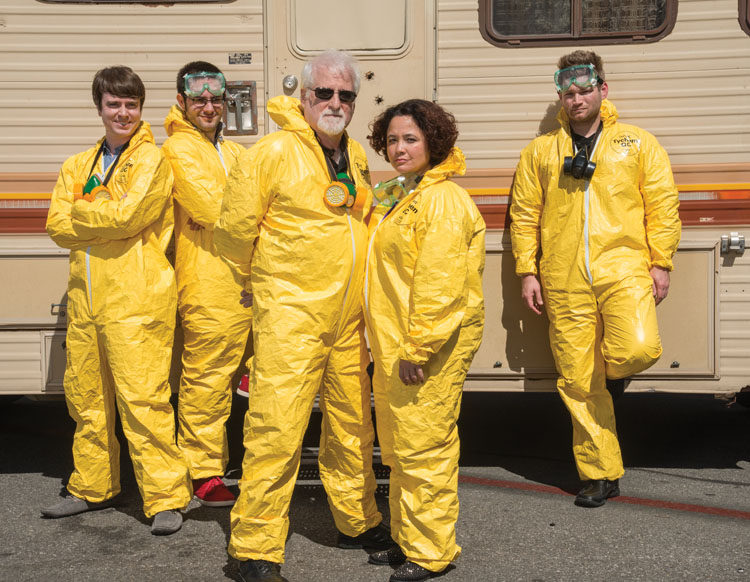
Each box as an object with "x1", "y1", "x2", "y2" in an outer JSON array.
[
  {"x1": 337, "y1": 522, "x2": 395, "y2": 551},
  {"x1": 368, "y1": 546, "x2": 407, "y2": 566},
  {"x1": 605, "y1": 377, "x2": 631, "y2": 401},
  {"x1": 574, "y1": 479, "x2": 620, "y2": 508},
  {"x1": 389, "y1": 561, "x2": 438, "y2": 582},
  {"x1": 236, "y1": 559, "x2": 288, "y2": 582}
]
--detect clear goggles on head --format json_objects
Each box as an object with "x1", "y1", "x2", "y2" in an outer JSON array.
[
  {"x1": 554, "y1": 64, "x2": 603, "y2": 93},
  {"x1": 183, "y1": 72, "x2": 226, "y2": 98}
]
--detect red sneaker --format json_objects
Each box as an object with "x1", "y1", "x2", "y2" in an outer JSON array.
[
  {"x1": 193, "y1": 477, "x2": 236, "y2": 507},
  {"x1": 236, "y1": 374, "x2": 249, "y2": 398}
]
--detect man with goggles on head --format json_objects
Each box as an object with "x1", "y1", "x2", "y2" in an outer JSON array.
[
  {"x1": 214, "y1": 50, "x2": 392, "y2": 582},
  {"x1": 511, "y1": 50, "x2": 681, "y2": 509},
  {"x1": 161, "y1": 61, "x2": 251, "y2": 510}
]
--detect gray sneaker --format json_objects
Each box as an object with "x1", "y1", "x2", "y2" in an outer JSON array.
[
  {"x1": 41, "y1": 494, "x2": 115, "y2": 518},
  {"x1": 151, "y1": 509, "x2": 183, "y2": 536}
]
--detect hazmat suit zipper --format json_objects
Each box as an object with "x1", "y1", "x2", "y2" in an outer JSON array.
[
  {"x1": 335, "y1": 211, "x2": 357, "y2": 338},
  {"x1": 85, "y1": 246, "x2": 93, "y2": 307},
  {"x1": 364, "y1": 213, "x2": 387, "y2": 314},
  {"x1": 581, "y1": 133, "x2": 602, "y2": 284}
]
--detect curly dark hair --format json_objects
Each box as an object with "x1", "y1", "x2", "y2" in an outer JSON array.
[{"x1": 368, "y1": 99, "x2": 458, "y2": 168}]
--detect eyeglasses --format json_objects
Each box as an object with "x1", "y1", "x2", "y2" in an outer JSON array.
[
  {"x1": 312, "y1": 87, "x2": 357, "y2": 104},
  {"x1": 554, "y1": 64, "x2": 603, "y2": 93},
  {"x1": 188, "y1": 97, "x2": 225, "y2": 108}
]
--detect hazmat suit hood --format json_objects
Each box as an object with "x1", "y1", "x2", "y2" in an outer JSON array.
[
  {"x1": 556, "y1": 98, "x2": 618, "y2": 133},
  {"x1": 164, "y1": 104, "x2": 224, "y2": 143},
  {"x1": 267, "y1": 95, "x2": 354, "y2": 149},
  {"x1": 420, "y1": 147, "x2": 466, "y2": 189},
  {"x1": 164, "y1": 104, "x2": 195, "y2": 137}
]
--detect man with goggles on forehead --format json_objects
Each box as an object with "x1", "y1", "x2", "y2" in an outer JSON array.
[
  {"x1": 511, "y1": 50, "x2": 681, "y2": 508},
  {"x1": 162, "y1": 61, "x2": 251, "y2": 510},
  {"x1": 214, "y1": 50, "x2": 392, "y2": 582}
]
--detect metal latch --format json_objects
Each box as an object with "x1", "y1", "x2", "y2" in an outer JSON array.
[
  {"x1": 223, "y1": 81, "x2": 258, "y2": 136},
  {"x1": 720, "y1": 232, "x2": 745, "y2": 254}
]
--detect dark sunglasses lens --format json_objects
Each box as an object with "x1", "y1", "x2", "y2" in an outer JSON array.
[
  {"x1": 314, "y1": 87, "x2": 335, "y2": 100},
  {"x1": 338, "y1": 90, "x2": 357, "y2": 103}
]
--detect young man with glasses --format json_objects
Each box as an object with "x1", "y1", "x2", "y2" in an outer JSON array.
[
  {"x1": 214, "y1": 50, "x2": 393, "y2": 582},
  {"x1": 162, "y1": 61, "x2": 252, "y2": 508},
  {"x1": 510, "y1": 50, "x2": 681, "y2": 508},
  {"x1": 43, "y1": 66, "x2": 192, "y2": 535}
]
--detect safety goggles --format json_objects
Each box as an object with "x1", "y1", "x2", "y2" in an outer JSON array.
[
  {"x1": 312, "y1": 87, "x2": 357, "y2": 104},
  {"x1": 554, "y1": 64, "x2": 603, "y2": 93},
  {"x1": 183, "y1": 72, "x2": 226, "y2": 98}
]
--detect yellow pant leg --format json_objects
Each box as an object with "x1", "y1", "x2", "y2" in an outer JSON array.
[
  {"x1": 177, "y1": 303, "x2": 252, "y2": 478},
  {"x1": 64, "y1": 318, "x2": 121, "y2": 503},
  {"x1": 228, "y1": 332, "x2": 326, "y2": 563},
  {"x1": 318, "y1": 319, "x2": 381, "y2": 537},
  {"x1": 377, "y1": 331, "x2": 465, "y2": 573},
  {"x1": 597, "y1": 274, "x2": 662, "y2": 379},
  {"x1": 103, "y1": 319, "x2": 192, "y2": 518},
  {"x1": 546, "y1": 288, "x2": 624, "y2": 481}
]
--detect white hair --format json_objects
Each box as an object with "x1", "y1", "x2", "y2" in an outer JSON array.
[{"x1": 301, "y1": 50, "x2": 361, "y2": 94}]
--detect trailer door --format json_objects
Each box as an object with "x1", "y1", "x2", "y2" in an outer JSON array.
[{"x1": 264, "y1": 0, "x2": 436, "y2": 170}]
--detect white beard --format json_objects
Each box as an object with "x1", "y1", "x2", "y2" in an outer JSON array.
[{"x1": 316, "y1": 110, "x2": 347, "y2": 136}]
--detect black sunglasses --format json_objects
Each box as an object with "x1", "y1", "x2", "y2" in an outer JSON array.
[{"x1": 312, "y1": 87, "x2": 357, "y2": 104}]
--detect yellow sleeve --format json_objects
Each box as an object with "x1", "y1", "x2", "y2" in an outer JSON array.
[
  {"x1": 70, "y1": 149, "x2": 174, "y2": 240},
  {"x1": 46, "y1": 156, "x2": 105, "y2": 250},
  {"x1": 639, "y1": 132, "x2": 682, "y2": 270},
  {"x1": 509, "y1": 141, "x2": 544, "y2": 276},
  {"x1": 397, "y1": 191, "x2": 473, "y2": 364},
  {"x1": 214, "y1": 143, "x2": 276, "y2": 285}
]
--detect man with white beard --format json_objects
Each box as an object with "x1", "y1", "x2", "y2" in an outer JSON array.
[{"x1": 214, "y1": 50, "x2": 393, "y2": 582}]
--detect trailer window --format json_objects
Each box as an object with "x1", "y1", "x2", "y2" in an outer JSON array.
[
  {"x1": 741, "y1": 0, "x2": 750, "y2": 35},
  {"x1": 480, "y1": 0, "x2": 677, "y2": 47}
]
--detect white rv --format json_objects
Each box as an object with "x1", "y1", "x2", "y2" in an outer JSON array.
[{"x1": 1, "y1": 0, "x2": 748, "y2": 397}]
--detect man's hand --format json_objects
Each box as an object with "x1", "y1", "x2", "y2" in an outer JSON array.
[
  {"x1": 521, "y1": 274, "x2": 544, "y2": 315},
  {"x1": 240, "y1": 289, "x2": 253, "y2": 308},
  {"x1": 187, "y1": 217, "x2": 204, "y2": 231},
  {"x1": 650, "y1": 266, "x2": 670, "y2": 305},
  {"x1": 399, "y1": 359, "x2": 425, "y2": 385}
]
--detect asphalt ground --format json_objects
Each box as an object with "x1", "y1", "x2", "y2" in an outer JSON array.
[{"x1": 1, "y1": 391, "x2": 748, "y2": 582}]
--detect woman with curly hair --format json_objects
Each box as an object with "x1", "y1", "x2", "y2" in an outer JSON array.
[{"x1": 364, "y1": 99, "x2": 486, "y2": 582}]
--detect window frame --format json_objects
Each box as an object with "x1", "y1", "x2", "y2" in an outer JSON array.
[
  {"x1": 37, "y1": 0, "x2": 232, "y2": 4},
  {"x1": 479, "y1": 0, "x2": 678, "y2": 48},
  {"x1": 741, "y1": 0, "x2": 750, "y2": 35}
]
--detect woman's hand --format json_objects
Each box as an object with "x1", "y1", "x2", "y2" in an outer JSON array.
[{"x1": 399, "y1": 359, "x2": 425, "y2": 385}]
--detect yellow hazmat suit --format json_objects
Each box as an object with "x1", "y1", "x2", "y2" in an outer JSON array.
[
  {"x1": 214, "y1": 96, "x2": 381, "y2": 563},
  {"x1": 364, "y1": 148, "x2": 485, "y2": 572},
  {"x1": 510, "y1": 100, "x2": 681, "y2": 480},
  {"x1": 162, "y1": 105, "x2": 250, "y2": 479},
  {"x1": 46, "y1": 121, "x2": 192, "y2": 517}
]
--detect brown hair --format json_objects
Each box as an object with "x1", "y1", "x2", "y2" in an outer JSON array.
[
  {"x1": 368, "y1": 99, "x2": 458, "y2": 167},
  {"x1": 91, "y1": 66, "x2": 146, "y2": 111},
  {"x1": 557, "y1": 50, "x2": 605, "y2": 80}
]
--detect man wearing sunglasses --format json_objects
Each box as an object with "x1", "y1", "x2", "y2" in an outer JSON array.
[
  {"x1": 214, "y1": 50, "x2": 392, "y2": 582},
  {"x1": 161, "y1": 61, "x2": 252, "y2": 509},
  {"x1": 510, "y1": 50, "x2": 681, "y2": 508}
]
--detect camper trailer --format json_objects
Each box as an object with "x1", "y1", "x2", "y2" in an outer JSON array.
[{"x1": 1, "y1": 0, "x2": 748, "y2": 397}]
